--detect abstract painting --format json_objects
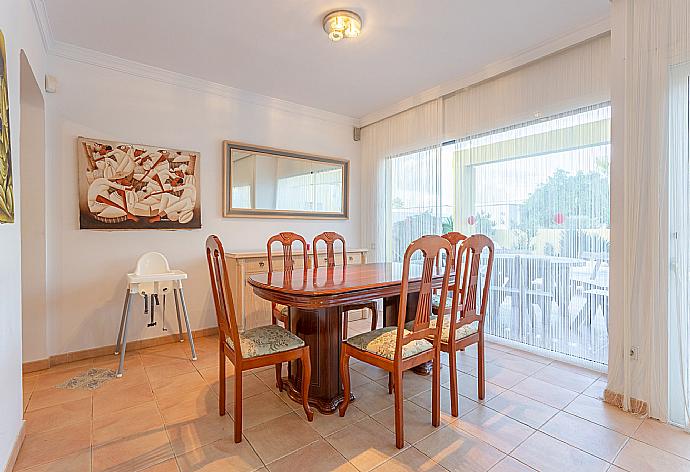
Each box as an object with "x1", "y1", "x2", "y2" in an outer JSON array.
[
  {"x1": 78, "y1": 137, "x2": 201, "y2": 229},
  {"x1": 0, "y1": 30, "x2": 14, "y2": 224}
]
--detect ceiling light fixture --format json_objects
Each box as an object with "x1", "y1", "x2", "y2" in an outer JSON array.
[{"x1": 323, "y1": 10, "x2": 362, "y2": 42}]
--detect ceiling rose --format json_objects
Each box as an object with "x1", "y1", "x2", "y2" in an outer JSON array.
[{"x1": 323, "y1": 10, "x2": 362, "y2": 42}]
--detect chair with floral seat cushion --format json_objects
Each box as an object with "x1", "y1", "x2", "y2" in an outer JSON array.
[
  {"x1": 312, "y1": 231, "x2": 379, "y2": 339},
  {"x1": 432, "y1": 231, "x2": 468, "y2": 315},
  {"x1": 267, "y1": 232, "x2": 309, "y2": 391},
  {"x1": 206, "y1": 235, "x2": 313, "y2": 443},
  {"x1": 426, "y1": 234, "x2": 494, "y2": 417},
  {"x1": 339, "y1": 235, "x2": 453, "y2": 449}
]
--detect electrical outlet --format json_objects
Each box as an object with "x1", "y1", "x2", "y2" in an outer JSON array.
[{"x1": 629, "y1": 346, "x2": 639, "y2": 360}]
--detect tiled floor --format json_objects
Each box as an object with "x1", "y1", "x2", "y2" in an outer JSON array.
[{"x1": 16, "y1": 318, "x2": 690, "y2": 472}]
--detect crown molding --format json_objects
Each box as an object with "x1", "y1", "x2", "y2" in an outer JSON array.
[
  {"x1": 29, "y1": 0, "x2": 357, "y2": 127},
  {"x1": 358, "y1": 15, "x2": 611, "y2": 127}
]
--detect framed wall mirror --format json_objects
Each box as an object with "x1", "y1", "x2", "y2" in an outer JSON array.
[{"x1": 223, "y1": 141, "x2": 349, "y2": 219}]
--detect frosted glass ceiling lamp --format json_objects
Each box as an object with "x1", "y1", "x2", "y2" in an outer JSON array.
[{"x1": 323, "y1": 10, "x2": 362, "y2": 42}]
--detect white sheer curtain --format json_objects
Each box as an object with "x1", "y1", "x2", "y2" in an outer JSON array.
[
  {"x1": 450, "y1": 104, "x2": 610, "y2": 366},
  {"x1": 607, "y1": 0, "x2": 690, "y2": 421},
  {"x1": 360, "y1": 100, "x2": 442, "y2": 262}
]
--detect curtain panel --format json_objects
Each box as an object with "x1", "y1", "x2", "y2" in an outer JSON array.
[
  {"x1": 443, "y1": 35, "x2": 610, "y2": 142},
  {"x1": 606, "y1": 0, "x2": 690, "y2": 424},
  {"x1": 361, "y1": 36, "x2": 611, "y2": 263}
]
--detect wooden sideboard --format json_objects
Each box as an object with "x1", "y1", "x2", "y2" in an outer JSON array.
[{"x1": 225, "y1": 248, "x2": 368, "y2": 330}]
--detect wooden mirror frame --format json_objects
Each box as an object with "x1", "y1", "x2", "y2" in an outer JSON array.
[{"x1": 223, "y1": 141, "x2": 350, "y2": 219}]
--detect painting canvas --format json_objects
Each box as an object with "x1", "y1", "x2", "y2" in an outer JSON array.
[
  {"x1": 0, "y1": 30, "x2": 14, "y2": 224},
  {"x1": 78, "y1": 137, "x2": 201, "y2": 229}
]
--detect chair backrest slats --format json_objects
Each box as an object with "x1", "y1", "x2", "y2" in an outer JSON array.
[
  {"x1": 206, "y1": 235, "x2": 242, "y2": 359},
  {"x1": 396, "y1": 235, "x2": 453, "y2": 358},
  {"x1": 312, "y1": 232, "x2": 346, "y2": 269},
  {"x1": 448, "y1": 234, "x2": 495, "y2": 341},
  {"x1": 267, "y1": 232, "x2": 309, "y2": 272}
]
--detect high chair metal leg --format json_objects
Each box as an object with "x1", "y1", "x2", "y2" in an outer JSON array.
[
  {"x1": 117, "y1": 292, "x2": 134, "y2": 377},
  {"x1": 177, "y1": 287, "x2": 197, "y2": 360},
  {"x1": 174, "y1": 289, "x2": 184, "y2": 342},
  {"x1": 115, "y1": 289, "x2": 130, "y2": 355}
]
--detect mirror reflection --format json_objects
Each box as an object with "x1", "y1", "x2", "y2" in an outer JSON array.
[{"x1": 225, "y1": 143, "x2": 348, "y2": 218}]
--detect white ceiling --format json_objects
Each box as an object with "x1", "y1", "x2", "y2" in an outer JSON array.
[{"x1": 43, "y1": 0, "x2": 610, "y2": 119}]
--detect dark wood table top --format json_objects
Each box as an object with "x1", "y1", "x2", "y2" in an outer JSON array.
[{"x1": 247, "y1": 262, "x2": 451, "y2": 308}]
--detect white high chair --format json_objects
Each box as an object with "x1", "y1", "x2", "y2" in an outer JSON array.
[{"x1": 115, "y1": 252, "x2": 197, "y2": 377}]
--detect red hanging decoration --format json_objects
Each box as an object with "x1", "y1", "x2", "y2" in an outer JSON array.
[
  {"x1": 467, "y1": 215, "x2": 476, "y2": 226},
  {"x1": 553, "y1": 212, "x2": 565, "y2": 225}
]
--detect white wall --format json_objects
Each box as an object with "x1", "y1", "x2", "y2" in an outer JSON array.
[
  {"x1": 45, "y1": 56, "x2": 361, "y2": 356},
  {"x1": 20, "y1": 51, "x2": 47, "y2": 363},
  {"x1": 0, "y1": 0, "x2": 48, "y2": 467}
]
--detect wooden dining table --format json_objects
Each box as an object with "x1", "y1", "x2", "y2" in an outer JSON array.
[{"x1": 247, "y1": 262, "x2": 453, "y2": 414}]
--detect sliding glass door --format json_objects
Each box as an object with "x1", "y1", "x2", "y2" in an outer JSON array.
[
  {"x1": 669, "y1": 63, "x2": 690, "y2": 429},
  {"x1": 387, "y1": 104, "x2": 611, "y2": 365}
]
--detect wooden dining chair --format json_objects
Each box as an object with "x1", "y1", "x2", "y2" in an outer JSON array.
[
  {"x1": 427, "y1": 234, "x2": 494, "y2": 417},
  {"x1": 433, "y1": 231, "x2": 468, "y2": 315},
  {"x1": 267, "y1": 231, "x2": 309, "y2": 390},
  {"x1": 339, "y1": 235, "x2": 453, "y2": 449},
  {"x1": 206, "y1": 235, "x2": 313, "y2": 443},
  {"x1": 313, "y1": 231, "x2": 379, "y2": 339}
]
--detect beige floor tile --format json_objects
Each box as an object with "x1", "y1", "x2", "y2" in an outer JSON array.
[
  {"x1": 491, "y1": 354, "x2": 547, "y2": 377},
  {"x1": 158, "y1": 385, "x2": 219, "y2": 424},
  {"x1": 140, "y1": 458, "x2": 181, "y2": 472},
  {"x1": 415, "y1": 424, "x2": 505, "y2": 472},
  {"x1": 18, "y1": 448, "x2": 91, "y2": 472},
  {"x1": 93, "y1": 428, "x2": 174, "y2": 472},
  {"x1": 33, "y1": 364, "x2": 93, "y2": 390},
  {"x1": 91, "y1": 352, "x2": 143, "y2": 372},
  {"x1": 477, "y1": 364, "x2": 528, "y2": 389},
  {"x1": 351, "y1": 362, "x2": 389, "y2": 381},
  {"x1": 454, "y1": 405, "x2": 534, "y2": 453},
  {"x1": 14, "y1": 421, "x2": 92, "y2": 471},
  {"x1": 151, "y1": 369, "x2": 206, "y2": 392},
  {"x1": 166, "y1": 413, "x2": 235, "y2": 456},
  {"x1": 614, "y1": 438, "x2": 690, "y2": 472},
  {"x1": 490, "y1": 456, "x2": 535, "y2": 471},
  {"x1": 372, "y1": 400, "x2": 448, "y2": 444},
  {"x1": 375, "y1": 371, "x2": 432, "y2": 399},
  {"x1": 582, "y1": 379, "x2": 608, "y2": 399},
  {"x1": 26, "y1": 385, "x2": 92, "y2": 412},
  {"x1": 548, "y1": 361, "x2": 600, "y2": 379},
  {"x1": 294, "y1": 403, "x2": 369, "y2": 437},
  {"x1": 203, "y1": 370, "x2": 270, "y2": 401},
  {"x1": 231, "y1": 391, "x2": 293, "y2": 429},
  {"x1": 408, "y1": 386, "x2": 478, "y2": 423},
  {"x1": 245, "y1": 412, "x2": 320, "y2": 464},
  {"x1": 510, "y1": 377, "x2": 579, "y2": 409},
  {"x1": 24, "y1": 397, "x2": 92, "y2": 435},
  {"x1": 502, "y1": 348, "x2": 552, "y2": 365},
  {"x1": 442, "y1": 371, "x2": 505, "y2": 403},
  {"x1": 176, "y1": 438, "x2": 263, "y2": 472},
  {"x1": 145, "y1": 358, "x2": 197, "y2": 384},
  {"x1": 564, "y1": 395, "x2": 644, "y2": 436},
  {"x1": 326, "y1": 417, "x2": 406, "y2": 471},
  {"x1": 486, "y1": 391, "x2": 558, "y2": 429},
  {"x1": 349, "y1": 381, "x2": 395, "y2": 416},
  {"x1": 267, "y1": 439, "x2": 356, "y2": 472},
  {"x1": 511, "y1": 431, "x2": 609, "y2": 472},
  {"x1": 93, "y1": 401, "x2": 164, "y2": 446},
  {"x1": 531, "y1": 365, "x2": 597, "y2": 393},
  {"x1": 633, "y1": 418, "x2": 690, "y2": 461},
  {"x1": 93, "y1": 380, "x2": 155, "y2": 417},
  {"x1": 371, "y1": 447, "x2": 445, "y2": 472},
  {"x1": 253, "y1": 363, "x2": 286, "y2": 388},
  {"x1": 540, "y1": 411, "x2": 627, "y2": 462}
]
